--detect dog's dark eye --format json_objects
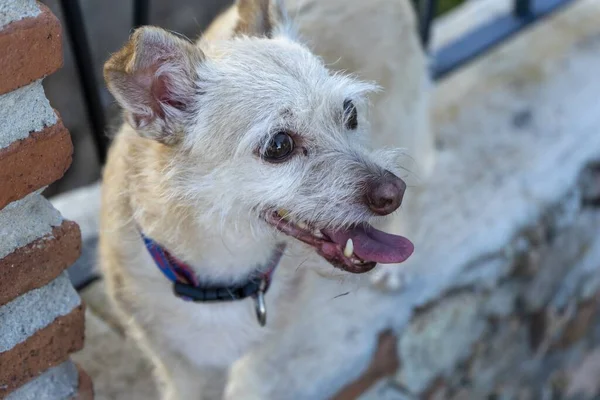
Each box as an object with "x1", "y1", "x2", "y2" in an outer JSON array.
[
  {"x1": 343, "y1": 99, "x2": 358, "y2": 130},
  {"x1": 263, "y1": 132, "x2": 295, "y2": 162}
]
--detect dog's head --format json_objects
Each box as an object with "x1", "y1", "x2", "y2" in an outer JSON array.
[{"x1": 104, "y1": 0, "x2": 413, "y2": 274}]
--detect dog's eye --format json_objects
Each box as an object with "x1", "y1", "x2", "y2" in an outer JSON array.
[
  {"x1": 263, "y1": 132, "x2": 295, "y2": 162},
  {"x1": 343, "y1": 99, "x2": 358, "y2": 130}
]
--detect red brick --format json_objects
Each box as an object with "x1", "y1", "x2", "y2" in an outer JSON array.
[
  {"x1": 0, "y1": 116, "x2": 73, "y2": 211},
  {"x1": 0, "y1": 3, "x2": 62, "y2": 95},
  {"x1": 0, "y1": 305, "x2": 85, "y2": 397},
  {"x1": 0, "y1": 220, "x2": 81, "y2": 307}
]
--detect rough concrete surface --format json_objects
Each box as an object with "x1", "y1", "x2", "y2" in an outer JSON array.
[
  {"x1": 71, "y1": 310, "x2": 157, "y2": 400},
  {"x1": 0, "y1": 272, "x2": 81, "y2": 352},
  {"x1": 78, "y1": 279, "x2": 122, "y2": 335},
  {"x1": 0, "y1": 0, "x2": 39, "y2": 28},
  {"x1": 52, "y1": 183, "x2": 101, "y2": 287},
  {"x1": 6, "y1": 361, "x2": 79, "y2": 400},
  {"x1": 0, "y1": 191, "x2": 62, "y2": 259},
  {"x1": 225, "y1": 0, "x2": 600, "y2": 397},
  {"x1": 0, "y1": 221, "x2": 81, "y2": 307},
  {"x1": 51, "y1": 182, "x2": 101, "y2": 241},
  {"x1": 360, "y1": 380, "x2": 411, "y2": 400},
  {"x1": 395, "y1": 293, "x2": 486, "y2": 393},
  {"x1": 0, "y1": 80, "x2": 57, "y2": 149}
]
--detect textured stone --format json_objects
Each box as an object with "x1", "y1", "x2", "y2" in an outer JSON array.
[
  {"x1": 579, "y1": 163, "x2": 600, "y2": 204},
  {"x1": 482, "y1": 282, "x2": 520, "y2": 318},
  {"x1": 395, "y1": 293, "x2": 486, "y2": 394},
  {"x1": 524, "y1": 211, "x2": 599, "y2": 312},
  {"x1": 551, "y1": 212, "x2": 600, "y2": 307},
  {"x1": 51, "y1": 182, "x2": 102, "y2": 241},
  {"x1": 359, "y1": 381, "x2": 415, "y2": 400},
  {"x1": 0, "y1": 192, "x2": 62, "y2": 259},
  {"x1": 0, "y1": 303, "x2": 85, "y2": 396},
  {"x1": 0, "y1": 80, "x2": 57, "y2": 150},
  {"x1": 0, "y1": 272, "x2": 81, "y2": 352},
  {"x1": 6, "y1": 361, "x2": 79, "y2": 400},
  {"x1": 567, "y1": 347, "x2": 600, "y2": 398},
  {"x1": 468, "y1": 322, "x2": 531, "y2": 393},
  {"x1": 72, "y1": 310, "x2": 157, "y2": 400},
  {"x1": 51, "y1": 183, "x2": 102, "y2": 288},
  {"x1": 0, "y1": 220, "x2": 81, "y2": 306},
  {"x1": 0, "y1": 3, "x2": 63, "y2": 95},
  {"x1": 555, "y1": 295, "x2": 599, "y2": 349},
  {"x1": 0, "y1": 0, "x2": 39, "y2": 28},
  {"x1": 0, "y1": 117, "x2": 74, "y2": 210},
  {"x1": 79, "y1": 280, "x2": 124, "y2": 335}
]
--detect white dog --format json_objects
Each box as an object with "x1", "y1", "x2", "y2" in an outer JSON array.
[{"x1": 99, "y1": 0, "x2": 431, "y2": 398}]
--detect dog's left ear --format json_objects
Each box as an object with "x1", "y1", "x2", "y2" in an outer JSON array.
[
  {"x1": 234, "y1": 0, "x2": 290, "y2": 38},
  {"x1": 104, "y1": 27, "x2": 204, "y2": 143}
]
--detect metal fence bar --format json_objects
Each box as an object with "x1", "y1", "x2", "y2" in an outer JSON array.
[
  {"x1": 432, "y1": 0, "x2": 575, "y2": 79},
  {"x1": 58, "y1": 0, "x2": 108, "y2": 164},
  {"x1": 417, "y1": 0, "x2": 437, "y2": 49},
  {"x1": 514, "y1": 0, "x2": 534, "y2": 17},
  {"x1": 133, "y1": 0, "x2": 150, "y2": 29}
]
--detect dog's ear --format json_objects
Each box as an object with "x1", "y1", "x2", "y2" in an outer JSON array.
[
  {"x1": 234, "y1": 0, "x2": 290, "y2": 38},
  {"x1": 104, "y1": 27, "x2": 203, "y2": 143}
]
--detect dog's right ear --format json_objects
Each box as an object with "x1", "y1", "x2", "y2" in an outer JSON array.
[
  {"x1": 234, "y1": 0, "x2": 291, "y2": 38},
  {"x1": 104, "y1": 27, "x2": 203, "y2": 144}
]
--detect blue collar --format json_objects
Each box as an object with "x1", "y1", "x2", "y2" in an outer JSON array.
[{"x1": 141, "y1": 232, "x2": 286, "y2": 326}]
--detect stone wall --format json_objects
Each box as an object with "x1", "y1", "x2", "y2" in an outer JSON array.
[
  {"x1": 224, "y1": 1, "x2": 600, "y2": 398},
  {"x1": 0, "y1": 1, "x2": 92, "y2": 398},
  {"x1": 389, "y1": 169, "x2": 600, "y2": 399}
]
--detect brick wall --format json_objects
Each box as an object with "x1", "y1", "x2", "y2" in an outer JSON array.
[{"x1": 0, "y1": 1, "x2": 92, "y2": 398}]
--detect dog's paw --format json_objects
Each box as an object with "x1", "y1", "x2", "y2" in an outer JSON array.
[{"x1": 369, "y1": 263, "x2": 411, "y2": 292}]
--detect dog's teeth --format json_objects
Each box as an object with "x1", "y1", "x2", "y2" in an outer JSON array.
[
  {"x1": 297, "y1": 221, "x2": 308, "y2": 230},
  {"x1": 313, "y1": 230, "x2": 324, "y2": 238},
  {"x1": 277, "y1": 209, "x2": 289, "y2": 219},
  {"x1": 343, "y1": 239, "x2": 354, "y2": 258}
]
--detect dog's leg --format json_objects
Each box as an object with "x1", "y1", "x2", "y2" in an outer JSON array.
[
  {"x1": 151, "y1": 353, "x2": 205, "y2": 400},
  {"x1": 106, "y1": 285, "x2": 214, "y2": 399},
  {"x1": 128, "y1": 321, "x2": 224, "y2": 400},
  {"x1": 103, "y1": 269, "x2": 228, "y2": 399}
]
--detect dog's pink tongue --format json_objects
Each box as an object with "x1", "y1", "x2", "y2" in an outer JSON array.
[{"x1": 322, "y1": 225, "x2": 414, "y2": 264}]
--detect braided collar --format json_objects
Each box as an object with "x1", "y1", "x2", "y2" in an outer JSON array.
[{"x1": 141, "y1": 232, "x2": 286, "y2": 326}]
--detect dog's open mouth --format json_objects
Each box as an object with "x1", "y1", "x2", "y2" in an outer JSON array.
[{"x1": 264, "y1": 210, "x2": 413, "y2": 274}]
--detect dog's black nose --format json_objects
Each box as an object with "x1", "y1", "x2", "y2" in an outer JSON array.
[{"x1": 366, "y1": 171, "x2": 406, "y2": 216}]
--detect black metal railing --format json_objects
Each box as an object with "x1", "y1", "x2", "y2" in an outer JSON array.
[
  {"x1": 56, "y1": 0, "x2": 575, "y2": 165},
  {"x1": 428, "y1": 0, "x2": 575, "y2": 79}
]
